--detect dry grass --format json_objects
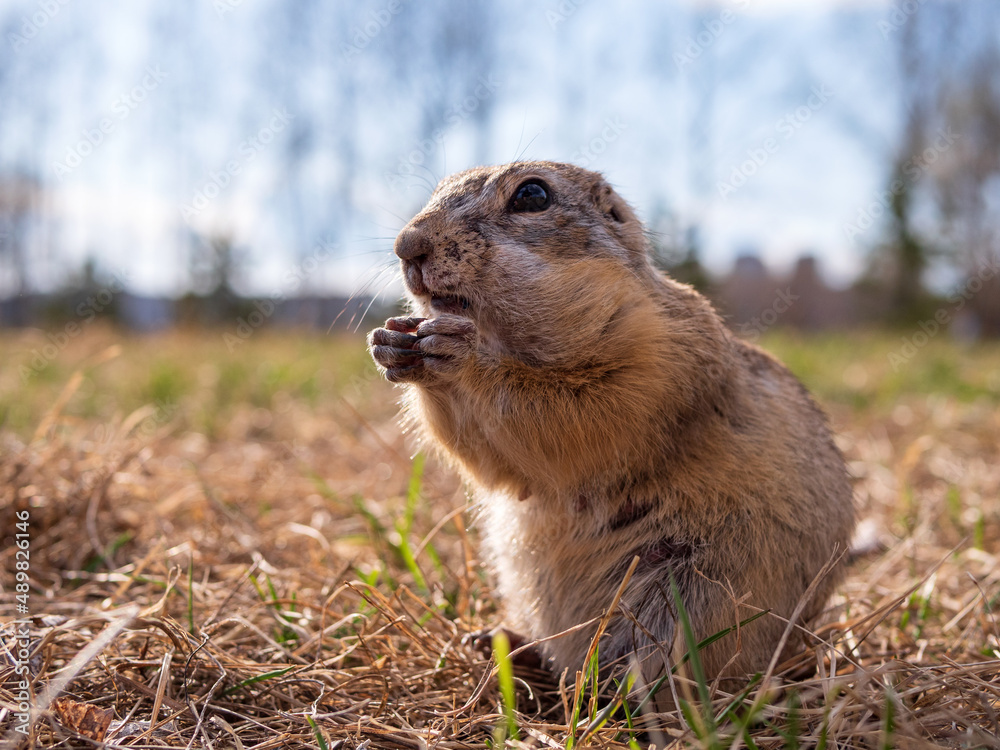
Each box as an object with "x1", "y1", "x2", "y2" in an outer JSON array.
[{"x1": 1, "y1": 325, "x2": 999, "y2": 748}]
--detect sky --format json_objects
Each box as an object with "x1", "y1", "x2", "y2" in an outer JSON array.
[{"x1": 0, "y1": 0, "x2": 980, "y2": 298}]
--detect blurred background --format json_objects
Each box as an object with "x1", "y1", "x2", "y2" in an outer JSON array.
[{"x1": 1, "y1": 0, "x2": 999, "y2": 335}]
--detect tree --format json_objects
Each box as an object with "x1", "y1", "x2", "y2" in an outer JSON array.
[
  {"x1": 933, "y1": 43, "x2": 1000, "y2": 273},
  {"x1": 873, "y1": 6, "x2": 948, "y2": 321},
  {"x1": 870, "y1": 3, "x2": 1000, "y2": 320},
  {"x1": 0, "y1": 173, "x2": 40, "y2": 301}
]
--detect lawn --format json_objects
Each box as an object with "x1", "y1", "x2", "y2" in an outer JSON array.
[{"x1": 1, "y1": 323, "x2": 999, "y2": 748}]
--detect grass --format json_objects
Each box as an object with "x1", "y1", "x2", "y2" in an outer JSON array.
[
  {"x1": 492, "y1": 630, "x2": 519, "y2": 744},
  {"x1": 1, "y1": 322, "x2": 999, "y2": 747}
]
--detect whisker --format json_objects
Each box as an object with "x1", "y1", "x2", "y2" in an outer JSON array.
[
  {"x1": 377, "y1": 205, "x2": 410, "y2": 225},
  {"x1": 328, "y1": 261, "x2": 398, "y2": 333},
  {"x1": 353, "y1": 286, "x2": 389, "y2": 334},
  {"x1": 410, "y1": 169, "x2": 438, "y2": 196},
  {"x1": 332, "y1": 247, "x2": 396, "y2": 260},
  {"x1": 511, "y1": 112, "x2": 528, "y2": 164},
  {"x1": 348, "y1": 265, "x2": 400, "y2": 334},
  {"x1": 514, "y1": 129, "x2": 542, "y2": 164}
]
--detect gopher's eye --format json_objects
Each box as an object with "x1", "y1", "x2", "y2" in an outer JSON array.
[{"x1": 510, "y1": 180, "x2": 551, "y2": 213}]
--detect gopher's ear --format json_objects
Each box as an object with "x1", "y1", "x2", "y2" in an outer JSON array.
[{"x1": 590, "y1": 180, "x2": 637, "y2": 226}]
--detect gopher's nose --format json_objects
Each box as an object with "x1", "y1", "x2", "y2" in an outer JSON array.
[{"x1": 394, "y1": 226, "x2": 433, "y2": 261}]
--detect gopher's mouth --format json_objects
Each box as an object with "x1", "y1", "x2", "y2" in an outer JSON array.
[{"x1": 430, "y1": 295, "x2": 471, "y2": 315}]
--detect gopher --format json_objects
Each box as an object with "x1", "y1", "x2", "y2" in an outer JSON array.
[{"x1": 368, "y1": 161, "x2": 854, "y2": 691}]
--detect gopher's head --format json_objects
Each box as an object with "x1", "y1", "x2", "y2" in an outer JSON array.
[{"x1": 393, "y1": 161, "x2": 653, "y2": 362}]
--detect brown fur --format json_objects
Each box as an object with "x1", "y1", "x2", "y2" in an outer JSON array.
[{"x1": 369, "y1": 161, "x2": 854, "y2": 692}]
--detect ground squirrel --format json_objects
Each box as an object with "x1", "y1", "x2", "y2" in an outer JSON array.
[{"x1": 368, "y1": 161, "x2": 854, "y2": 692}]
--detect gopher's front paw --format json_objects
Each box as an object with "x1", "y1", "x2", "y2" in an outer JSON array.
[
  {"x1": 369, "y1": 316, "x2": 425, "y2": 383},
  {"x1": 368, "y1": 314, "x2": 475, "y2": 384},
  {"x1": 414, "y1": 315, "x2": 476, "y2": 378}
]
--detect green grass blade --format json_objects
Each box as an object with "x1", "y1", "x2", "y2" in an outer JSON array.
[
  {"x1": 492, "y1": 630, "x2": 519, "y2": 741},
  {"x1": 669, "y1": 573, "x2": 717, "y2": 742},
  {"x1": 395, "y1": 519, "x2": 427, "y2": 592},
  {"x1": 249, "y1": 572, "x2": 266, "y2": 601},
  {"x1": 675, "y1": 609, "x2": 770, "y2": 671},
  {"x1": 588, "y1": 648, "x2": 600, "y2": 722},
  {"x1": 187, "y1": 555, "x2": 195, "y2": 634},
  {"x1": 880, "y1": 687, "x2": 895, "y2": 750},
  {"x1": 714, "y1": 673, "x2": 762, "y2": 725},
  {"x1": 265, "y1": 574, "x2": 281, "y2": 609},
  {"x1": 406, "y1": 452, "x2": 425, "y2": 522},
  {"x1": 304, "y1": 715, "x2": 329, "y2": 750},
  {"x1": 585, "y1": 672, "x2": 636, "y2": 744},
  {"x1": 222, "y1": 666, "x2": 295, "y2": 696},
  {"x1": 394, "y1": 454, "x2": 429, "y2": 591},
  {"x1": 742, "y1": 724, "x2": 761, "y2": 750},
  {"x1": 633, "y1": 610, "x2": 768, "y2": 716}
]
